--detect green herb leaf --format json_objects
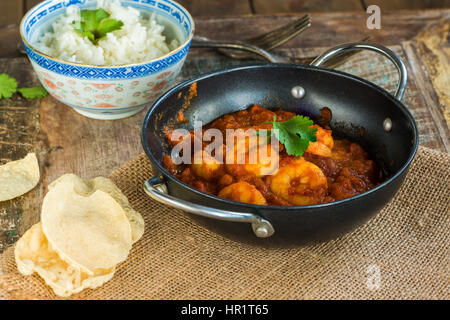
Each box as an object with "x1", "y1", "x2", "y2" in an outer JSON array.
[
  {"x1": 72, "y1": 21, "x2": 96, "y2": 42},
  {"x1": 0, "y1": 73, "x2": 18, "y2": 99},
  {"x1": 271, "y1": 115, "x2": 318, "y2": 157},
  {"x1": 18, "y1": 86, "x2": 48, "y2": 99},
  {"x1": 72, "y1": 8, "x2": 123, "y2": 44},
  {"x1": 97, "y1": 18, "x2": 124, "y2": 38},
  {"x1": 80, "y1": 8, "x2": 110, "y2": 30}
]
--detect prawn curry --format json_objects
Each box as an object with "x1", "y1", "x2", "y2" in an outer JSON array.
[{"x1": 163, "y1": 105, "x2": 385, "y2": 206}]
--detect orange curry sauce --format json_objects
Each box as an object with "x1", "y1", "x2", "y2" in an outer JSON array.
[{"x1": 163, "y1": 104, "x2": 385, "y2": 206}]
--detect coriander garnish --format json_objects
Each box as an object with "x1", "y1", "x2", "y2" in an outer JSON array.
[
  {"x1": 72, "y1": 8, "x2": 124, "y2": 45},
  {"x1": 258, "y1": 115, "x2": 318, "y2": 157}
]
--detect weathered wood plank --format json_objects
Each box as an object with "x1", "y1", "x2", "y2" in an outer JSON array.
[
  {"x1": 25, "y1": 0, "x2": 42, "y2": 12},
  {"x1": 38, "y1": 97, "x2": 145, "y2": 187},
  {"x1": 0, "y1": 0, "x2": 24, "y2": 25},
  {"x1": 414, "y1": 18, "x2": 450, "y2": 128},
  {"x1": 24, "y1": 0, "x2": 252, "y2": 17},
  {"x1": 403, "y1": 41, "x2": 450, "y2": 152},
  {"x1": 175, "y1": 0, "x2": 252, "y2": 17},
  {"x1": 22, "y1": 0, "x2": 450, "y2": 16},
  {"x1": 194, "y1": 11, "x2": 450, "y2": 48},
  {"x1": 362, "y1": 0, "x2": 450, "y2": 10},
  {"x1": 0, "y1": 25, "x2": 22, "y2": 59},
  {"x1": 0, "y1": 58, "x2": 43, "y2": 252},
  {"x1": 392, "y1": 44, "x2": 449, "y2": 151},
  {"x1": 253, "y1": 0, "x2": 363, "y2": 13}
]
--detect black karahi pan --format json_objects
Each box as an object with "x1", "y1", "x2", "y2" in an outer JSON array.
[{"x1": 141, "y1": 42, "x2": 418, "y2": 245}]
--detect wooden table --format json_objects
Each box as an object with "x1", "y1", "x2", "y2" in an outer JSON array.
[
  {"x1": 0, "y1": 10, "x2": 449, "y2": 251},
  {"x1": 3, "y1": 0, "x2": 450, "y2": 25}
]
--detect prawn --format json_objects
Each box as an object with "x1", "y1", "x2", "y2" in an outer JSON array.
[
  {"x1": 270, "y1": 158, "x2": 327, "y2": 205},
  {"x1": 243, "y1": 142, "x2": 279, "y2": 177},
  {"x1": 225, "y1": 130, "x2": 279, "y2": 177},
  {"x1": 306, "y1": 125, "x2": 334, "y2": 157},
  {"x1": 218, "y1": 181, "x2": 267, "y2": 205},
  {"x1": 191, "y1": 150, "x2": 224, "y2": 181}
]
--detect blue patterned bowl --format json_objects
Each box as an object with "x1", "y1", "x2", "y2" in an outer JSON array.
[{"x1": 20, "y1": 0, "x2": 194, "y2": 119}]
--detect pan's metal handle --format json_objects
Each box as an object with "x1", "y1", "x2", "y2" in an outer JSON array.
[
  {"x1": 311, "y1": 42, "x2": 407, "y2": 101},
  {"x1": 144, "y1": 176, "x2": 275, "y2": 238},
  {"x1": 191, "y1": 35, "x2": 278, "y2": 63}
]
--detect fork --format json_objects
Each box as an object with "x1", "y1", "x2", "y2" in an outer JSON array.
[
  {"x1": 221, "y1": 14, "x2": 311, "y2": 59},
  {"x1": 192, "y1": 15, "x2": 311, "y2": 60},
  {"x1": 191, "y1": 35, "x2": 372, "y2": 69}
]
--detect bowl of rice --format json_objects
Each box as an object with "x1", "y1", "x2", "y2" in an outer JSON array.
[{"x1": 20, "y1": 0, "x2": 194, "y2": 119}]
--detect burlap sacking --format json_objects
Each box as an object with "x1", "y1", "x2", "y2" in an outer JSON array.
[{"x1": 0, "y1": 146, "x2": 449, "y2": 300}]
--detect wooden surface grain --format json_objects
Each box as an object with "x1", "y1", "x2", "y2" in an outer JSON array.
[
  {"x1": 415, "y1": 18, "x2": 450, "y2": 126},
  {"x1": 0, "y1": 11, "x2": 449, "y2": 252},
  {"x1": 362, "y1": 0, "x2": 450, "y2": 11},
  {"x1": 194, "y1": 11, "x2": 450, "y2": 47},
  {"x1": 252, "y1": 0, "x2": 363, "y2": 13},
  {"x1": 177, "y1": 0, "x2": 252, "y2": 16},
  {"x1": 0, "y1": 1, "x2": 23, "y2": 25},
  {"x1": 0, "y1": 58, "x2": 42, "y2": 250},
  {"x1": 0, "y1": 25, "x2": 22, "y2": 59},
  {"x1": 2, "y1": 0, "x2": 450, "y2": 25}
]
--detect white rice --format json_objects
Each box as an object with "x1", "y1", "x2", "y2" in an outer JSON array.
[{"x1": 35, "y1": 0, "x2": 179, "y2": 65}]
